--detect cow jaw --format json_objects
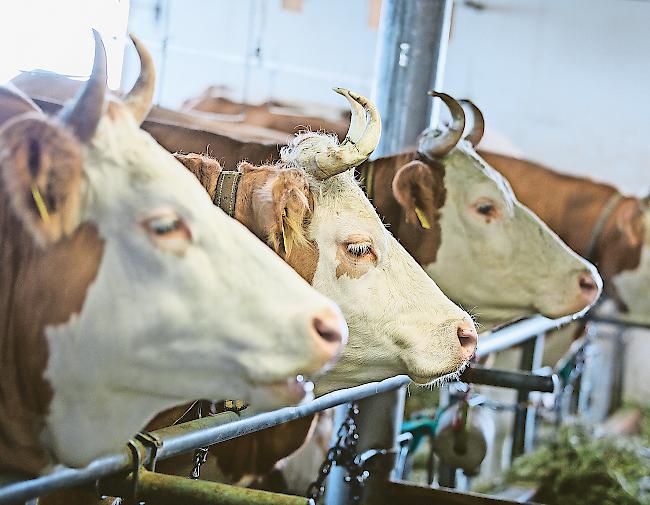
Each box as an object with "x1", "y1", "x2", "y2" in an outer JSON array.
[
  {"x1": 426, "y1": 142, "x2": 602, "y2": 329},
  {"x1": 38, "y1": 107, "x2": 344, "y2": 468},
  {"x1": 305, "y1": 171, "x2": 475, "y2": 395}
]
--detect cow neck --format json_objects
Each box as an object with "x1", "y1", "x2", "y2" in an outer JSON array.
[
  {"x1": 479, "y1": 150, "x2": 643, "y2": 282},
  {"x1": 0, "y1": 196, "x2": 104, "y2": 476}
]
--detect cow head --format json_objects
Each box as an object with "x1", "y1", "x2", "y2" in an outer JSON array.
[
  {"x1": 177, "y1": 89, "x2": 478, "y2": 395},
  {"x1": 0, "y1": 33, "x2": 346, "y2": 472},
  {"x1": 607, "y1": 197, "x2": 650, "y2": 322},
  {"x1": 383, "y1": 93, "x2": 601, "y2": 328}
]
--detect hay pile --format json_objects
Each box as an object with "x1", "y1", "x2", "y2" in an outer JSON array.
[{"x1": 503, "y1": 421, "x2": 650, "y2": 505}]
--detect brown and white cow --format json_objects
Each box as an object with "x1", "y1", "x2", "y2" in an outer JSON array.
[
  {"x1": 359, "y1": 92, "x2": 601, "y2": 329},
  {"x1": 0, "y1": 33, "x2": 346, "y2": 478},
  {"x1": 476, "y1": 150, "x2": 650, "y2": 324}
]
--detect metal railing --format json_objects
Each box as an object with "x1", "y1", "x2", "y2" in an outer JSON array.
[{"x1": 0, "y1": 311, "x2": 640, "y2": 505}]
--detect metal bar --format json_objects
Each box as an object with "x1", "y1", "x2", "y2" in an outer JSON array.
[
  {"x1": 371, "y1": 0, "x2": 453, "y2": 158},
  {"x1": 103, "y1": 469, "x2": 308, "y2": 505},
  {"x1": 476, "y1": 315, "x2": 574, "y2": 357},
  {"x1": 0, "y1": 376, "x2": 410, "y2": 505},
  {"x1": 459, "y1": 365, "x2": 555, "y2": 393},
  {"x1": 586, "y1": 315, "x2": 650, "y2": 330},
  {"x1": 510, "y1": 339, "x2": 536, "y2": 461},
  {"x1": 0, "y1": 314, "x2": 593, "y2": 504},
  {"x1": 384, "y1": 480, "x2": 542, "y2": 505}
]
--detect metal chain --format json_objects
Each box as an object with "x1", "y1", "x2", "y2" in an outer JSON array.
[
  {"x1": 189, "y1": 402, "x2": 208, "y2": 480},
  {"x1": 306, "y1": 402, "x2": 370, "y2": 503}
]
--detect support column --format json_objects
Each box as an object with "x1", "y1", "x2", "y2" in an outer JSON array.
[{"x1": 326, "y1": 1, "x2": 453, "y2": 503}]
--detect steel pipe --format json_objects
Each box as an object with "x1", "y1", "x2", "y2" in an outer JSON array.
[
  {"x1": 460, "y1": 365, "x2": 555, "y2": 393},
  {"x1": 476, "y1": 314, "x2": 575, "y2": 357}
]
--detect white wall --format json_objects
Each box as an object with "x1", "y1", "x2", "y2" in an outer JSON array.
[
  {"x1": 124, "y1": 0, "x2": 378, "y2": 108},
  {"x1": 126, "y1": 0, "x2": 650, "y2": 194}
]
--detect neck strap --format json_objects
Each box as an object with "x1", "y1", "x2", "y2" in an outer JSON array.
[
  {"x1": 214, "y1": 170, "x2": 242, "y2": 217},
  {"x1": 585, "y1": 192, "x2": 624, "y2": 262}
]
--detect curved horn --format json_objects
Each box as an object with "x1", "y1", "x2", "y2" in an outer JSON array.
[
  {"x1": 280, "y1": 88, "x2": 381, "y2": 180},
  {"x1": 417, "y1": 91, "x2": 465, "y2": 159},
  {"x1": 459, "y1": 99, "x2": 485, "y2": 147},
  {"x1": 123, "y1": 34, "x2": 155, "y2": 125},
  {"x1": 58, "y1": 29, "x2": 106, "y2": 142}
]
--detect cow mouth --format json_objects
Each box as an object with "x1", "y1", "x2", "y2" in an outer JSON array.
[
  {"x1": 410, "y1": 358, "x2": 473, "y2": 387},
  {"x1": 253, "y1": 375, "x2": 315, "y2": 404}
]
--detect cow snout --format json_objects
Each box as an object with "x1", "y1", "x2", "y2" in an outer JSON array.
[
  {"x1": 457, "y1": 322, "x2": 478, "y2": 360},
  {"x1": 577, "y1": 270, "x2": 600, "y2": 305},
  {"x1": 308, "y1": 306, "x2": 348, "y2": 371}
]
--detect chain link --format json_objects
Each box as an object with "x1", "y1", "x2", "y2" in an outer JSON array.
[{"x1": 306, "y1": 402, "x2": 372, "y2": 503}]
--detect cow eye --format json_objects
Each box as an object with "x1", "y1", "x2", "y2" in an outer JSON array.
[
  {"x1": 477, "y1": 203, "x2": 495, "y2": 215},
  {"x1": 346, "y1": 242, "x2": 374, "y2": 260},
  {"x1": 143, "y1": 212, "x2": 192, "y2": 255}
]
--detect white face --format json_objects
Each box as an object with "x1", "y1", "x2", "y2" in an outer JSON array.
[
  {"x1": 426, "y1": 142, "x2": 602, "y2": 328},
  {"x1": 42, "y1": 107, "x2": 345, "y2": 467},
  {"x1": 306, "y1": 171, "x2": 475, "y2": 395},
  {"x1": 611, "y1": 211, "x2": 650, "y2": 323}
]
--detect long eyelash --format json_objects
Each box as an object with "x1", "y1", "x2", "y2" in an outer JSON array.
[{"x1": 347, "y1": 243, "x2": 371, "y2": 257}]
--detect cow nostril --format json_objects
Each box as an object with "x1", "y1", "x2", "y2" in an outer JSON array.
[
  {"x1": 313, "y1": 315, "x2": 343, "y2": 343},
  {"x1": 457, "y1": 323, "x2": 478, "y2": 359},
  {"x1": 578, "y1": 272, "x2": 598, "y2": 298}
]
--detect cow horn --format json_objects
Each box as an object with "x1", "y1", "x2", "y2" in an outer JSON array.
[
  {"x1": 459, "y1": 99, "x2": 485, "y2": 147},
  {"x1": 123, "y1": 34, "x2": 155, "y2": 125},
  {"x1": 58, "y1": 30, "x2": 106, "y2": 142},
  {"x1": 281, "y1": 88, "x2": 381, "y2": 180},
  {"x1": 417, "y1": 91, "x2": 465, "y2": 159}
]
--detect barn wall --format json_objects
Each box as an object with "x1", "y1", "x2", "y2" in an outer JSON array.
[{"x1": 126, "y1": 0, "x2": 650, "y2": 404}]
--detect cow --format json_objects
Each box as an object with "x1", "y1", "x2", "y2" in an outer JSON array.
[
  {"x1": 35, "y1": 42, "x2": 479, "y2": 503},
  {"x1": 359, "y1": 92, "x2": 601, "y2": 329},
  {"x1": 10, "y1": 73, "x2": 287, "y2": 168},
  {"x1": 182, "y1": 86, "x2": 350, "y2": 141},
  {"x1": 0, "y1": 32, "x2": 347, "y2": 479}
]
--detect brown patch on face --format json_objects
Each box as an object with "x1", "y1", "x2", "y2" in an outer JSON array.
[{"x1": 335, "y1": 246, "x2": 370, "y2": 279}]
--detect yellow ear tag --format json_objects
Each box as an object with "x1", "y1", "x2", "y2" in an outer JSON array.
[
  {"x1": 414, "y1": 207, "x2": 430, "y2": 229},
  {"x1": 281, "y1": 211, "x2": 289, "y2": 254},
  {"x1": 31, "y1": 183, "x2": 50, "y2": 224}
]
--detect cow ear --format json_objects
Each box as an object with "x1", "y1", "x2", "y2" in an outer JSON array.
[
  {"x1": 267, "y1": 169, "x2": 312, "y2": 258},
  {"x1": 616, "y1": 200, "x2": 644, "y2": 249},
  {"x1": 392, "y1": 160, "x2": 437, "y2": 229},
  {"x1": 0, "y1": 116, "x2": 83, "y2": 246},
  {"x1": 0, "y1": 84, "x2": 41, "y2": 128}
]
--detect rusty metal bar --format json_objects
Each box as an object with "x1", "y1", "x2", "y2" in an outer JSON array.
[{"x1": 103, "y1": 469, "x2": 309, "y2": 505}]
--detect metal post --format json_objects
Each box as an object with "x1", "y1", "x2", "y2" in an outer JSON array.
[
  {"x1": 510, "y1": 337, "x2": 538, "y2": 461},
  {"x1": 371, "y1": 0, "x2": 454, "y2": 158},
  {"x1": 327, "y1": 1, "x2": 453, "y2": 503}
]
